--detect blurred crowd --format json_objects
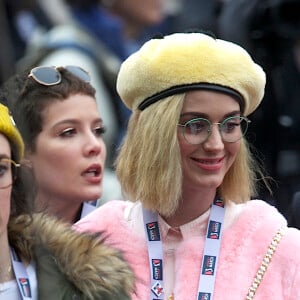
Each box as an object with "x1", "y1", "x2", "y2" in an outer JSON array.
[{"x1": 1, "y1": 0, "x2": 300, "y2": 218}]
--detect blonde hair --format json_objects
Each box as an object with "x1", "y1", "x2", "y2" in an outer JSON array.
[
  {"x1": 116, "y1": 94, "x2": 266, "y2": 215},
  {"x1": 219, "y1": 139, "x2": 258, "y2": 203}
]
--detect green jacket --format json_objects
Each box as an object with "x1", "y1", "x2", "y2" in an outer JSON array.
[{"x1": 11, "y1": 214, "x2": 134, "y2": 300}]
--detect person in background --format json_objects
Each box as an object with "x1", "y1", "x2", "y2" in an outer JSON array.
[
  {"x1": 64, "y1": 0, "x2": 169, "y2": 142},
  {"x1": 0, "y1": 102, "x2": 134, "y2": 299},
  {"x1": 1, "y1": 65, "x2": 113, "y2": 222},
  {"x1": 16, "y1": 0, "x2": 170, "y2": 166},
  {"x1": 75, "y1": 32, "x2": 300, "y2": 299},
  {"x1": 168, "y1": 0, "x2": 222, "y2": 35},
  {"x1": 0, "y1": 102, "x2": 37, "y2": 299},
  {"x1": 0, "y1": 0, "x2": 16, "y2": 86},
  {"x1": 218, "y1": 0, "x2": 300, "y2": 215},
  {"x1": 0, "y1": 0, "x2": 54, "y2": 72}
]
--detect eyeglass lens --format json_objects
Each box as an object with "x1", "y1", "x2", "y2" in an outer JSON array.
[
  {"x1": 31, "y1": 67, "x2": 61, "y2": 86},
  {"x1": 30, "y1": 66, "x2": 90, "y2": 86},
  {"x1": 65, "y1": 66, "x2": 90, "y2": 83},
  {"x1": 182, "y1": 116, "x2": 249, "y2": 144},
  {"x1": 0, "y1": 158, "x2": 18, "y2": 189}
]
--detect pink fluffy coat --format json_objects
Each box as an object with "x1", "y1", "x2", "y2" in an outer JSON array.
[{"x1": 75, "y1": 200, "x2": 300, "y2": 299}]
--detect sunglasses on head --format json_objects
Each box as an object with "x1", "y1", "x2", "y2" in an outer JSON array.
[{"x1": 28, "y1": 65, "x2": 91, "y2": 86}]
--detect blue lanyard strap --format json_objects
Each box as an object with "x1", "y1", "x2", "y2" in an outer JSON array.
[
  {"x1": 10, "y1": 247, "x2": 32, "y2": 299},
  {"x1": 143, "y1": 198, "x2": 226, "y2": 300}
]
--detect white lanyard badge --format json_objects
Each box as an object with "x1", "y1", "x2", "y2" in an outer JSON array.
[{"x1": 143, "y1": 198, "x2": 225, "y2": 300}]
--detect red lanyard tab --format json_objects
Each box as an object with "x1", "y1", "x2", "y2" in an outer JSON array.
[{"x1": 10, "y1": 247, "x2": 32, "y2": 299}]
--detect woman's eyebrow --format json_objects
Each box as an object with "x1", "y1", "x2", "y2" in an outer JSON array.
[
  {"x1": 180, "y1": 112, "x2": 208, "y2": 118},
  {"x1": 180, "y1": 110, "x2": 241, "y2": 119}
]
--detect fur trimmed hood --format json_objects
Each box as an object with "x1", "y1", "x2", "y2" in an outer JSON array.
[{"x1": 9, "y1": 213, "x2": 134, "y2": 299}]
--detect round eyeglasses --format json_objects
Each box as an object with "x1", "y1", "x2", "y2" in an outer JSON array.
[
  {"x1": 28, "y1": 65, "x2": 91, "y2": 86},
  {"x1": 178, "y1": 116, "x2": 251, "y2": 144},
  {"x1": 0, "y1": 158, "x2": 20, "y2": 189}
]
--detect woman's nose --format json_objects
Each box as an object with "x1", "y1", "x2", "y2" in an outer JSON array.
[
  {"x1": 202, "y1": 125, "x2": 224, "y2": 151},
  {"x1": 83, "y1": 133, "x2": 104, "y2": 156}
]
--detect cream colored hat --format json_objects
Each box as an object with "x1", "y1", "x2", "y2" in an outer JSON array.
[
  {"x1": 0, "y1": 103, "x2": 24, "y2": 161},
  {"x1": 116, "y1": 32, "x2": 266, "y2": 116}
]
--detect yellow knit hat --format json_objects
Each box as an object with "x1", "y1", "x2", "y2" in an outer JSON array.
[
  {"x1": 0, "y1": 103, "x2": 24, "y2": 161},
  {"x1": 116, "y1": 32, "x2": 266, "y2": 116}
]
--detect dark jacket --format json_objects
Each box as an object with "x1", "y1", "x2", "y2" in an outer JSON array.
[{"x1": 10, "y1": 213, "x2": 134, "y2": 300}]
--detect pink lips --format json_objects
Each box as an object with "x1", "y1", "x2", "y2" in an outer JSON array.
[
  {"x1": 192, "y1": 157, "x2": 224, "y2": 171},
  {"x1": 82, "y1": 164, "x2": 102, "y2": 184}
]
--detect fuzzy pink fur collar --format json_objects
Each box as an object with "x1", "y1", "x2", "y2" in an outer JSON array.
[{"x1": 75, "y1": 200, "x2": 300, "y2": 299}]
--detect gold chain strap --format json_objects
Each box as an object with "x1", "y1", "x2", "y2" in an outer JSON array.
[{"x1": 246, "y1": 226, "x2": 286, "y2": 300}]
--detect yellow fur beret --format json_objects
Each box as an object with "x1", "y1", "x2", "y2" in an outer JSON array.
[
  {"x1": 116, "y1": 32, "x2": 266, "y2": 116},
  {"x1": 0, "y1": 103, "x2": 24, "y2": 161}
]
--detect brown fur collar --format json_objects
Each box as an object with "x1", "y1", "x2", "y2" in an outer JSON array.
[{"x1": 9, "y1": 213, "x2": 134, "y2": 299}]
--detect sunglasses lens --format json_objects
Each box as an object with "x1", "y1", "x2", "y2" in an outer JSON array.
[
  {"x1": 65, "y1": 65, "x2": 90, "y2": 82},
  {"x1": 31, "y1": 67, "x2": 61, "y2": 85}
]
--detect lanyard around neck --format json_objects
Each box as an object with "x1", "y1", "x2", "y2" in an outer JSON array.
[
  {"x1": 143, "y1": 198, "x2": 226, "y2": 300},
  {"x1": 10, "y1": 247, "x2": 32, "y2": 299}
]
